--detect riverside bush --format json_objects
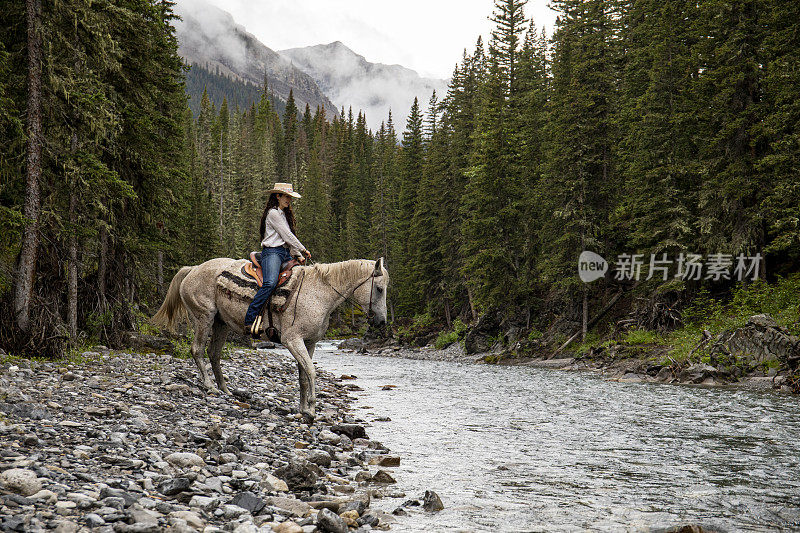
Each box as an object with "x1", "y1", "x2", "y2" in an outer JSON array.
[{"x1": 433, "y1": 318, "x2": 468, "y2": 349}]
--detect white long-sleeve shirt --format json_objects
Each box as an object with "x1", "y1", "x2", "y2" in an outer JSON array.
[{"x1": 261, "y1": 207, "x2": 307, "y2": 256}]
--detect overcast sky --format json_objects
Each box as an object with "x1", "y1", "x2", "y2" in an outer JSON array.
[{"x1": 203, "y1": 0, "x2": 558, "y2": 79}]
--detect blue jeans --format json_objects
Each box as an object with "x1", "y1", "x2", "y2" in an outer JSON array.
[{"x1": 244, "y1": 246, "x2": 292, "y2": 326}]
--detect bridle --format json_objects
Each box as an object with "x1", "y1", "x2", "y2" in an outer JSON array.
[{"x1": 306, "y1": 259, "x2": 378, "y2": 321}]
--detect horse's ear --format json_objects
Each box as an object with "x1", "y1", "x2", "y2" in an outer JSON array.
[{"x1": 373, "y1": 257, "x2": 383, "y2": 277}]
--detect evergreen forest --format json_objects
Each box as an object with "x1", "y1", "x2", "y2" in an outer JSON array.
[{"x1": 1, "y1": 0, "x2": 799, "y2": 357}]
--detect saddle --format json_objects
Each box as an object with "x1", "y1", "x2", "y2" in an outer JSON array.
[
  {"x1": 243, "y1": 251, "x2": 301, "y2": 288},
  {"x1": 242, "y1": 252, "x2": 303, "y2": 344}
]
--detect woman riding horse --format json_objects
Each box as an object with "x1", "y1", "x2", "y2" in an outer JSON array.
[{"x1": 243, "y1": 182, "x2": 312, "y2": 338}]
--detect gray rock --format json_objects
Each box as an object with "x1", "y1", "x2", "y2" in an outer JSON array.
[
  {"x1": 99, "y1": 487, "x2": 138, "y2": 507},
  {"x1": 317, "y1": 430, "x2": 341, "y2": 445},
  {"x1": 709, "y1": 314, "x2": 800, "y2": 367},
  {"x1": 316, "y1": 508, "x2": 348, "y2": 533},
  {"x1": 157, "y1": 477, "x2": 191, "y2": 496},
  {"x1": 52, "y1": 520, "x2": 80, "y2": 533},
  {"x1": 357, "y1": 511, "x2": 380, "y2": 527},
  {"x1": 422, "y1": 490, "x2": 444, "y2": 512},
  {"x1": 338, "y1": 338, "x2": 364, "y2": 351},
  {"x1": 0, "y1": 468, "x2": 42, "y2": 496},
  {"x1": 230, "y1": 491, "x2": 265, "y2": 514},
  {"x1": 188, "y1": 495, "x2": 218, "y2": 511},
  {"x1": 340, "y1": 499, "x2": 367, "y2": 516},
  {"x1": 266, "y1": 496, "x2": 312, "y2": 517},
  {"x1": 260, "y1": 473, "x2": 289, "y2": 492},
  {"x1": 273, "y1": 461, "x2": 318, "y2": 492},
  {"x1": 370, "y1": 470, "x2": 396, "y2": 484},
  {"x1": 165, "y1": 452, "x2": 205, "y2": 468},
  {"x1": 330, "y1": 424, "x2": 367, "y2": 440},
  {"x1": 100, "y1": 497, "x2": 127, "y2": 511},
  {"x1": 306, "y1": 450, "x2": 332, "y2": 468},
  {"x1": 678, "y1": 363, "x2": 719, "y2": 384},
  {"x1": 85, "y1": 513, "x2": 106, "y2": 527}
]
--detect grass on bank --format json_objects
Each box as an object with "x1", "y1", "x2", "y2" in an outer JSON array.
[{"x1": 568, "y1": 274, "x2": 800, "y2": 365}]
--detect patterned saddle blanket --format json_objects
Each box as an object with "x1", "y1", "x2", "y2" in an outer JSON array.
[{"x1": 216, "y1": 260, "x2": 300, "y2": 312}]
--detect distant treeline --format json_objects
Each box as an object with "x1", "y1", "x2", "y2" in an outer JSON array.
[
  {"x1": 1, "y1": 0, "x2": 799, "y2": 356},
  {"x1": 184, "y1": 62, "x2": 286, "y2": 119}
]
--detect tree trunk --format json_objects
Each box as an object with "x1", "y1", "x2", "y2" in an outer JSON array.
[
  {"x1": 98, "y1": 224, "x2": 108, "y2": 306},
  {"x1": 157, "y1": 249, "x2": 164, "y2": 296},
  {"x1": 13, "y1": 0, "x2": 43, "y2": 332},
  {"x1": 582, "y1": 288, "x2": 588, "y2": 342},
  {"x1": 465, "y1": 279, "x2": 478, "y2": 322},
  {"x1": 67, "y1": 130, "x2": 78, "y2": 341},
  {"x1": 219, "y1": 138, "x2": 224, "y2": 228},
  {"x1": 157, "y1": 225, "x2": 164, "y2": 296},
  {"x1": 68, "y1": 190, "x2": 78, "y2": 341}
]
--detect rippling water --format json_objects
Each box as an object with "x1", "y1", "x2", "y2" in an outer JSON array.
[{"x1": 309, "y1": 343, "x2": 800, "y2": 532}]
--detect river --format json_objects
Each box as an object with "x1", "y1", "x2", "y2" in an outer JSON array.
[{"x1": 307, "y1": 342, "x2": 800, "y2": 532}]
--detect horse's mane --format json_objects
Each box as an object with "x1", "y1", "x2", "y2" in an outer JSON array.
[{"x1": 307, "y1": 259, "x2": 373, "y2": 288}]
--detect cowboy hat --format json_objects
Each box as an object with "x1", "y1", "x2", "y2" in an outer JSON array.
[{"x1": 268, "y1": 182, "x2": 301, "y2": 199}]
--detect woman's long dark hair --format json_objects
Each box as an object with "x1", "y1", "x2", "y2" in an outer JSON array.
[{"x1": 259, "y1": 193, "x2": 296, "y2": 240}]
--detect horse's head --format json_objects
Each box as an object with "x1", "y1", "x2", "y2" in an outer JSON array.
[{"x1": 362, "y1": 257, "x2": 388, "y2": 328}]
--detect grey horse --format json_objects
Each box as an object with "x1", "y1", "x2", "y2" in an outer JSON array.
[{"x1": 152, "y1": 257, "x2": 388, "y2": 421}]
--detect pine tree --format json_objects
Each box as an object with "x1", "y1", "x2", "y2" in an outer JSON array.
[
  {"x1": 283, "y1": 89, "x2": 299, "y2": 182},
  {"x1": 459, "y1": 0, "x2": 528, "y2": 313},
  {"x1": 540, "y1": 0, "x2": 619, "y2": 336},
  {"x1": 613, "y1": 0, "x2": 700, "y2": 258},
  {"x1": 694, "y1": 0, "x2": 766, "y2": 259},
  {"x1": 759, "y1": 0, "x2": 800, "y2": 266},
  {"x1": 394, "y1": 98, "x2": 425, "y2": 314}
]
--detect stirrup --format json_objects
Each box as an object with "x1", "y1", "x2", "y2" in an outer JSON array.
[
  {"x1": 250, "y1": 316, "x2": 262, "y2": 339},
  {"x1": 265, "y1": 326, "x2": 280, "y2": 343}
]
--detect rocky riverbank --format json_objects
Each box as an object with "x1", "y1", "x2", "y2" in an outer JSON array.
[
  {"x1": 0, "y1": 348, "x2": 422, "y2": 532},
  {"x1": 339, "y1": 314, "x2": 800, "y2": 394}
]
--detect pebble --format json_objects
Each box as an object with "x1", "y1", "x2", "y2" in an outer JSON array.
[
  {"x1": 0, "y1": 349, "x2": 405, "y2": 532},
  {"x1": 273, "y1": 522, "x2": 304, "y2": 533},
  {"x1": 317, "y1": 508, "x2": 349, "y2": 533},
  {"x1": 165, "y1": 452, "x2": 205, "y2": 468},
  {"x1": 260, "y1": 473, "x2": 289, "y2": 492}
]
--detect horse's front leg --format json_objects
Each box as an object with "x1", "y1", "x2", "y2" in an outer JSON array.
[{"x1": 283, "y1": 336, "x2": 316, "y2": 423}]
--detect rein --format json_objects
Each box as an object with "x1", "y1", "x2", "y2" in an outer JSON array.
[{"x1": 305, "y1": 259, "x2": 376, "y2": 320}]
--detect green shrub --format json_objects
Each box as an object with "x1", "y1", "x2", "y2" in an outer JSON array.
[
  {"x1": 682, "y1": 287, "x2": 725, "y2": 327},
  {"x1": 435, "y1": 330, "x2": 459, "y2": 349},
  {"x1": 398, "y1": 312, "x2": 435, "y2": 342},
  {"x1": 623, "y1": 329, "x2": 663, "y2": 345},
  {"x1": 571, "y1": 331, "x2": 602, "y2": 355},
  {"x1": 453, "y1": 318, "x2": 468, "y2": 337}
]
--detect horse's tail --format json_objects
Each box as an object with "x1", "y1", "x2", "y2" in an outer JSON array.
[{"x1": 152, "y1": 266, "x2": 193, "y2": 332}]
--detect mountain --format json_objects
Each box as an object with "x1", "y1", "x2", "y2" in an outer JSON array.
[
  {"x1": 173, "y1": 0, "x2": 338, "y2": 119},
  {"x1": 279, "y1": 41, "x2": 449, "y2": 131}
]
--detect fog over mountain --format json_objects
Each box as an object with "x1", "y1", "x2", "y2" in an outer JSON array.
[
  {"x1": 173, "y1": 0, "x2": 338, "y2": 120},
  {"x1": 280, "y1": 41, "x2": 450, "y2": 131}
]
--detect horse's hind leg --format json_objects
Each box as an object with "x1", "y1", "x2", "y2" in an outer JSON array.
[
  {"x1": 284, "y1": 336, "x2": 316, "y2": 423},
  {"x1": 208, "y1": 316, "x2": 230, "y2": 394},
  {"x1": 190, "y1": 313, "x2": 215, "y2": 391}
]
